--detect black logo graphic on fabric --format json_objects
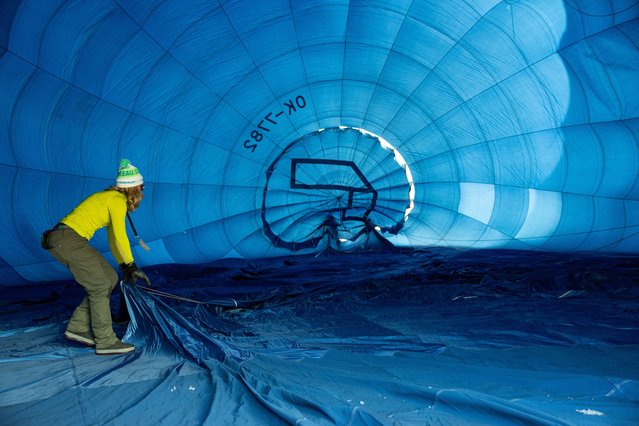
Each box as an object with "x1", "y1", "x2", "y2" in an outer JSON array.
[{"x1": 261, "y1": 127, "x2": 414, "y2": 252}]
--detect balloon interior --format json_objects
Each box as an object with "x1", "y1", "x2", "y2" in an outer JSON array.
[{"x1": 1, "y1": 1, "x2": 638, "y2": 424}]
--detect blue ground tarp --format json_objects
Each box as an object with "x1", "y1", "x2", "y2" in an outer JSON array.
[{"x1": 1, "y1": 249, "x2": 638, "y2": 425}]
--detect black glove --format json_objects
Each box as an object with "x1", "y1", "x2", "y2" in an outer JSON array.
[{"x1": 119, "y1": 262, "x2": 152, "y2": 286}]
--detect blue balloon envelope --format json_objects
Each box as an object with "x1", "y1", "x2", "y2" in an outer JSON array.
[
  {"x1": 0, "y1": 0, "x2": 637, "y2": 284},
  {"x1": 0, "y1": 1, "x2": 638, "y2": 424}
]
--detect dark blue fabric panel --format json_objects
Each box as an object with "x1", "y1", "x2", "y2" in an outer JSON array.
[{"x1": 1, "y1": 250, "x2": 638, "y2": 424}]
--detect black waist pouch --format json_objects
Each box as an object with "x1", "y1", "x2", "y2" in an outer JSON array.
[{"x1": 40, "y1": 229, "x2": 54, "y2": 249}]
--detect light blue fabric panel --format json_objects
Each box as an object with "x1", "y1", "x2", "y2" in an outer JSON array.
[{"x1": 0, "y1": 0, "x2": 637, "y2": 284}]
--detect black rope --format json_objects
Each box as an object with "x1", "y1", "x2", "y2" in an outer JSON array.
[
  {"x1": 126, "y1": 212, "x2": 139, "y2": 238},
  {"x1": 126, "y1": 213, "x2": 150, "y2": 251}
]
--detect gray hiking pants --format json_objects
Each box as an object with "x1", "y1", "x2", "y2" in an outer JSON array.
[{"x1": 47, "y1": 225, "x2": 119, "y2": 347}]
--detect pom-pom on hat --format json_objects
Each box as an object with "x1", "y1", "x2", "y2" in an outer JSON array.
[{"x1": 116, "y1": 159, "x2": 143, "y2": 188}]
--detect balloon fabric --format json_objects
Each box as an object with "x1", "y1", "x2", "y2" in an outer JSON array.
[
  {"x1": 1, "y1": 249, "x2": 639, "y2": 424},
  {"x1": 0, "y1": 1, "x2": 638, "y2": 424}
]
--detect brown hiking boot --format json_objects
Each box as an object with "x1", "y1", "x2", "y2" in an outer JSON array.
[
  {"x1": 95, "y1": 340, "x2": 135, "y2": 355},
  {"x1": 64, "y1": 330, "x2": 96, "y2": 346}
]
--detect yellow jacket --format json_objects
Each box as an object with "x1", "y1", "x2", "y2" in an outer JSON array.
[{"x1": 61, "y1": 190, "x2": 134, "y2": 265}]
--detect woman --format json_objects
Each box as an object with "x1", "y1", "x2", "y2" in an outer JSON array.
[{"x1": 44, "y1": 159, "x2": 150, "y2": 355}]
